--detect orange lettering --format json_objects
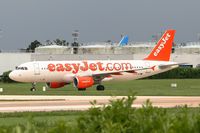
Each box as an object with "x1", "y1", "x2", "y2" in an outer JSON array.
[
  {"x1": 89, "y1": 63, "x2": 97, "y2": 71},
  {"x1": 72, "y1": 63, "x2": 80, "y2": 74},
  {"x1": 80, "y1": 61, "x2": 89, "y2": 71},
  {"x1": 56, "y1": 64, "x2": 64, "y2": 72},
  {"x1": 48, "y1": 64, "x2": 55, "y2": 72},
  {"x1": 107, "y1": 63, "x2": 113, "y2": 71},
  {"x1": 114, "y1": 63, "x2": 121, "y2": 71},
  {"x1": 65, "y1": 63, "x2": 72, "y2": 71},
  {"x1": 96, "y1": 62, "x2": 104, "y2": 71}
]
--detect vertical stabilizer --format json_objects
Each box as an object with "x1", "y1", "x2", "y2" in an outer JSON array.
[
  {"x1": 119, "y1": 35, "x2": 129, "y2": 46},
  {"x1": 144, "y1": 29, "x2": 176, "y2": 61}
]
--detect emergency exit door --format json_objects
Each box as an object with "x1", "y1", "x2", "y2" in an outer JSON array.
[{"x1": 33, "y1": 63, "x2": 40, "y2": 75}]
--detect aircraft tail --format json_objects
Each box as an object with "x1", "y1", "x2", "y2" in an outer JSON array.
[
  {"x1": 119, "y1": 35, "x2": 129, "y2": 46},
  {"x1": 144, "y1": 29, "x2": 176, "y2": 61}
]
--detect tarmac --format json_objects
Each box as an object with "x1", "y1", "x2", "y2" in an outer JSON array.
[{"x1": 0, "y1": 95, "x2": 199, "y2": 112}]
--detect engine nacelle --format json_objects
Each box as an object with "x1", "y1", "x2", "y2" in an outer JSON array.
[
  {"x1": 73, "y1": 76, "x2": 94, "y2": 89},
  {"x1": 46, "y1": 82, "x2": 66, "y2": 89}
]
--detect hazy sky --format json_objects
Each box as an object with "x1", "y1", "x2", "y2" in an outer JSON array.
[{"x1": 1, "y1": 0, "x2": 200, "y2": 50}]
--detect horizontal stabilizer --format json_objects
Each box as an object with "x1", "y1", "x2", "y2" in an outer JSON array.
[{"x1": 159, "y1": 63, "x2": 187, "y2": 69}]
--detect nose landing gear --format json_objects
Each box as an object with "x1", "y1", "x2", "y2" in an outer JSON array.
[{"x1": 30, "y1": 82, "x2": 36, "y2": 91}]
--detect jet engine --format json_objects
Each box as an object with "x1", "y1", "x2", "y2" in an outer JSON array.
[
  {"x1": 46, "y1": 82, "x2": 66, "y2": 89},
  {"x1": 73, "y1": 76, "x2": 94, "y2": 89}
]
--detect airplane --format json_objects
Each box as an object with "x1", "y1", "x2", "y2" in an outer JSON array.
[{"x1": 9, "y1": 29, "x2": 179, "y2": 91}]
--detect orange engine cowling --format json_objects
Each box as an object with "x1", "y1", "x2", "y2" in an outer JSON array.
[
  {"x1": 73, "y1": 76, "x2": 94, "y2": 89},
  {"x1": 46, "y1": 82, "x2": 66, "y2": 89}
]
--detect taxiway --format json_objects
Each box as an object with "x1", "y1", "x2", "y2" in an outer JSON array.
[{"x1": 0, "y1": 95, "x2": 199, "y2": 112}]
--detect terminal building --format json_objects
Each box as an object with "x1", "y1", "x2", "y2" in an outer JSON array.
[{"x1": 1, "y1": 42, "x2": 200, "y2": 75}]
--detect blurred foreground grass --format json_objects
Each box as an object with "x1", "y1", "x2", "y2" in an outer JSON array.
[{"x1": 0, "y1": 96, "x2": 200, "y2": 132}]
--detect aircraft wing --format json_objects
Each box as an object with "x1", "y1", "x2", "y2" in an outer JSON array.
[{"x1": 75, "y1": 67, "x2": 154, "y2": 82}]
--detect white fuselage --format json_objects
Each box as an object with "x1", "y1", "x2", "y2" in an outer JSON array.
[{"x1": 9, "y1": 60, "x2": 178, "y2": 83}]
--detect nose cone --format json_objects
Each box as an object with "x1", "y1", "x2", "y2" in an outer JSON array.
[{"x1": 9, "y1": 71, "x2": 18, "y2": 81}]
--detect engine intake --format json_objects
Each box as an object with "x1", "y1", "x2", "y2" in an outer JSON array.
[{"x1": 74, "y1": 76, "x2": 94, "y2": 89}]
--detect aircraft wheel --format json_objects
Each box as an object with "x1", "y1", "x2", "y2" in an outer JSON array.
[
  {"x1": 30, "y1": 88, "x2": 36, "y2": 91},
  {"x1": 96, "y1": 85, "x2": 105, "y2": 91},
  {"x1": 31, "y1": 82, "x2": 36, "y2": 91},
  {"x1": 78, "y1": 88, "x2": 86, "y2": 91}
]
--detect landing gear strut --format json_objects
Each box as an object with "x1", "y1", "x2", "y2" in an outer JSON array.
[
  {"x1": 96, "y1": 85, "x2": 105, "y2": 91},
  {"x1": 30, "y1": 82, "x2": 36, "y2": 91}
]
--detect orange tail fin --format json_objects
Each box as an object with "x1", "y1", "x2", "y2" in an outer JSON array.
[{"x1": 144, "y1": 29, "x2": 176, "y2": 61}]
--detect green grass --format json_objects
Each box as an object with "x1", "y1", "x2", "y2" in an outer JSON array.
[
  {"x1": 0, "y1": 79, "x2": 200, "y2": 96},
  {"x1": 0, "y1": 111, "x2": 82, "y2": 126}
]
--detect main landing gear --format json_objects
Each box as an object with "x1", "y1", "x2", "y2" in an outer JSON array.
[
  {"x1": 30, "y1": 82, "x2": 36, "y2": 91},
  {"x1": 77, "y1": 85, "x2": 105, "y2": 91},
  {"x1": 96, "y1": 85, "x2": 105, "y2": 91}
]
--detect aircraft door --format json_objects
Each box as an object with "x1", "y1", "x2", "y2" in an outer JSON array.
[{"x1": 33, "y1": 63, "x2": 40, "y2": 75}]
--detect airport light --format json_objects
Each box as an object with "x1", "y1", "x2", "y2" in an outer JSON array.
[
  {"x1": 72, "y1": 30, "x2": 79, "y2": 54},
  {"x1": 0, "y1": 29, "x2": 3, "y2": 38},
  {"x1": 72, "y1": 30, "x2": 79, "y2": 43}
]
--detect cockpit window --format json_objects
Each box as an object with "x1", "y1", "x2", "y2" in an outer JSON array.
[{"x1": 16, "y1": 66, "x2": 28, "y2": 70}]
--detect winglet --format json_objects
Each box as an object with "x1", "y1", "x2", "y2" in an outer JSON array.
[
  {"x1": 144, "y1": 29, "x2": 176, "y2": 61},
  {"x1": 119, "y1": 35, "x2": 129, "y2": 46}
]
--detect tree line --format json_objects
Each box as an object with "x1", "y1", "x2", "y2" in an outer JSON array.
[
  {"x1": 25, "y1": 39, "x2": 79, "y2": 52},
  {"x1": 147, "y1": 67, "x2": 200, "y2": 79}
]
